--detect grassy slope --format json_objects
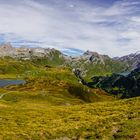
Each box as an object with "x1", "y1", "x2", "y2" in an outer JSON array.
[
  {"x1": 0, "y1": 97, "x2": 139, "y2": 139},
  {"x1": 0, "y1": 57, "x2": 39, "y2": 78},
  {"x1": 70, "y1": 58, "x2": 127, "y2": 82},
  {"x1": 0, "y1": 57, "x2": 139, "y2": 140},
  {"x1": 31, "y1": 50, "x2": 65, "y2": 66},
  {"x1": 0, "y1": 57, "x2": 114, "y2": 104},
  {"x1": 84, "y1": 59, "x2": 127, "y2": 80}
]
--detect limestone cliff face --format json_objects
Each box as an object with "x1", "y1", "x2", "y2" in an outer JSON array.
[
  {"x1": 0, "y1": 43, "x2": 110, "y2": 65},
  {"x1": 0, "y1": 43, "x2": 63, "y2": 60},
  {"x1": 114, "y1": 52, "x2": 140, "y2": 70},
  {"x1": 0, "y1": 43, "x2": 15, "y2": 56}
]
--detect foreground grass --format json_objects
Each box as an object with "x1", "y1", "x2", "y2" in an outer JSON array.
[{"x1": 0, "y1": 97, "x2": 139, "y2": 140}]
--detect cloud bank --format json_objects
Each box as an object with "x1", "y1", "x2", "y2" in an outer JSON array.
[{"x1": 0, "y1": 0, "x2": 140, "y2": 57}]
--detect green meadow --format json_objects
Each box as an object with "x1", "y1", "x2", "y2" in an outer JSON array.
[{"x1": 0, "y1": 58, "x2": 139, "y2": 140}]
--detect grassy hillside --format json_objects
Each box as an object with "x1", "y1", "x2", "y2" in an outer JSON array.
[
  {"x1": 70, "y1": 58, "x2": 127, "y2": 81},
  {"x1": 31, "y1": 50, "x2": 66, "y2": 66},
  {"x1": 84, "y1": 59, "x2": 127, "y2": 80},
  {"x1": 0, "y1": 57, "x2": 113, "y2": 104},
  {"x1": 0, "y1": 96, "x2": 139, "y2": 139},
  {"x1": 0, "y1": 57, "x2": 40, "y2": 78},
  {"x1": 0, "y1": 57, "x2": 139, "y2": 140}
]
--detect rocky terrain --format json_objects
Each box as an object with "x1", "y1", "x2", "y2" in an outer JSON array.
[
  {"x1": 0, "y1": 43, "x2": 115, "y2": 64},
  {"x1": 114, "y1": 52, "x2": 140, "y2": 70},
  {"x1": 0, "y1": 43, "x2": 62, "y2": 60},
  {"x1": 0, "y1": 43, "x2": 127, "y2": 80},
  {"x1": 0, "y1": 43, "x2": 139, "y2": 82}
]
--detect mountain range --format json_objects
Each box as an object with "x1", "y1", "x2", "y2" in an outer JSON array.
[
  {"x1": 0, "y1": 43, "x2": 140, "y2": 98},
  {"x1": 114, "y1": 51, "x2": 140, "y2": 70},
  {"x1": 0, "y1": 43, "x2": 140, "y2": 139},
  {"x1": 1, "y1": 43, "x2": 137, "y2": 78}
]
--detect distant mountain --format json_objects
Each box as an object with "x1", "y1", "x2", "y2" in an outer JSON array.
[
  {"x1": 0, "y1": 43, "x2": 127, "y2": 79},
  {"x1": 0, "y1": 43, "x2": 63, "y2": 59},
  {"x1": 0, "y1": 43, "x2": 140, "y2": 98},
  {"x1": 0, "y1": 43, "x2": 67, "y2": 67},
  {"x1": 114, "y1": 52, "x2": 140, "y2": 70},
  {"x1": 70, "y1": 50, "x2": 127, "y2": 80},
  {"x1": 0, "y1": 43, "x2": 15, "y2": 55}
]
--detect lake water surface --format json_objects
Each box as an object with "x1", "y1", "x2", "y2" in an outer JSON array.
[{"x1": 0, "y1": 79, "x2": 26, "y2": 88}]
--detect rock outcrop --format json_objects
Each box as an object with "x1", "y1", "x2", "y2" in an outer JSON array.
[
  {"x1": 114, "y1": 52, "x2": 140, "y2": 70},
  {"x1": 0, "y1": 43, "x2": 63, "y2": 60}
]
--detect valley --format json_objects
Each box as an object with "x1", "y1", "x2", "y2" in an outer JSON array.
[{"x1": 0, "y1": 44, "x2": 140, "y2": 139}]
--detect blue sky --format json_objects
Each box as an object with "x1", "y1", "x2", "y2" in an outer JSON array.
[{"x1": 0, "y1": 0, "x2": 140, "y2": 57}]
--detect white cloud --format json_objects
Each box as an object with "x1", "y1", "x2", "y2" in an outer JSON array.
[
  {"x1": 0, "y1": 0, "x2": 140, "y2": 57},
  {"x1": 131, "y1": 17, "x2": 140, "y2": 22}
]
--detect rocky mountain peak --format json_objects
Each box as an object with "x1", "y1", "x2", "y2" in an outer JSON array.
[
  {"x1": 83, "y1": 50, "x2": 99, "y2": 56},
  {"x1": 0, "y1": 43, "x2": 13, "y2": 51},
  {"x1": 0, "y1": 43, "x2": 66, "y2": 60},
  {"x1": 114, "y1": 52, "x2": 140, "y2": 70},
  {"x1": 80, "y1": 50, "x2": 106, "y2": 64}
]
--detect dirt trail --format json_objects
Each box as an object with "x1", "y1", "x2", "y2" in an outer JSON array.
[{"x1": 0, "y1": 92, "x2": 11, "y2": 99}]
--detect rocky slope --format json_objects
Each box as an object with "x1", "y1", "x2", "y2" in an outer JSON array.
[
  {"x1": 0, "y1": 43, "x2": 63, "y2": 60},
  {"x1": 0, "y1": 43, "x2": 127, "y2": 79},
  {"x1": 114, "y1": 52, "x2": 140, "y2": 70},
  {"x1": 70, "y1": 50, "x2": 127, "y2": 80}
]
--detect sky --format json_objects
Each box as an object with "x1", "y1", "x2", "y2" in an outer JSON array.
[{"x1": 0, "y1": 0, "x2": 140, "y2": 57}]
